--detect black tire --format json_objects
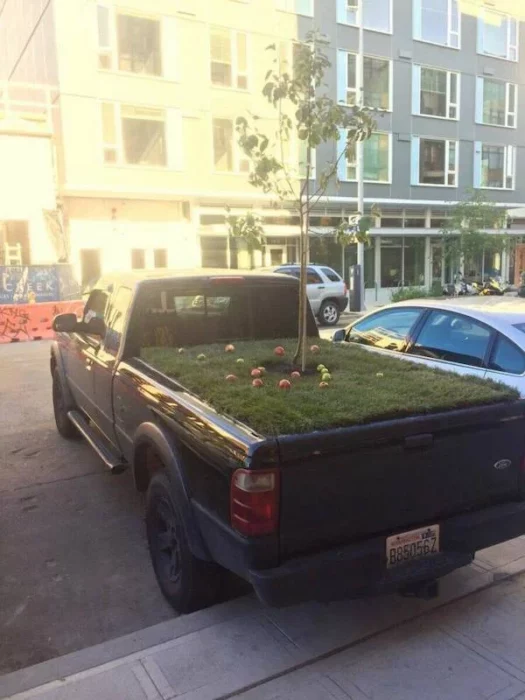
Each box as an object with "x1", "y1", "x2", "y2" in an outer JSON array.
[
  {"x1": 318, "y1": 300, "x2": 340, "y2": 327},
  {"x1": 52, "y1": 369, "x2": 80, "y2": 440},
  {"x1": 146, "y1": 471, "x2": 222, "y2": 613}
]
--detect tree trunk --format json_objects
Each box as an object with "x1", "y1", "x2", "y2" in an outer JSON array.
[{"x1": 294, "y1": 204, "x2": 307, "y2": 368}]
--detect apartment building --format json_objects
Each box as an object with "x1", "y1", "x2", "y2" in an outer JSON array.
[
  {"x1": 292, "y1": 0, "x2": 525, "y2": 302},
  {"x1": 0, "y1": 0, "x2": 524, "y2": 299},
  {"x1": 0, "y1": 0, "x2": 302, "y2": 284}
]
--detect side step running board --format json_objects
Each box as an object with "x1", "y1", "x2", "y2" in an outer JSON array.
[{"x1": 68, "y1": 410, "x2": 127, "y2": 474}]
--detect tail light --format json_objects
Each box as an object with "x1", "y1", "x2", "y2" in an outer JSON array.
[{"x1": 231, "y1": 469, "x2": 279, "y2": 537}]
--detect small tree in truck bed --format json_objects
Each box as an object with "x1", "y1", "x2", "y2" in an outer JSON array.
[{"x1": 236, "y1": 31, "x2": 375, "y2": 370}]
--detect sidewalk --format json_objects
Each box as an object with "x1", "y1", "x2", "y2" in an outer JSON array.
[{"x1": 3, "y1": 538, "x2": 525, "y2": 699}]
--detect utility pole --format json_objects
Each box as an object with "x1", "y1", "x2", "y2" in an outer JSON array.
[{"x1": 356, "y1": 0, "x2": 365, "y2": 311}]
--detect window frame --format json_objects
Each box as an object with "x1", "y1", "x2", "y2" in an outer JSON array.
[
  {"x1": 474, "y1": 142, "x2": 516, "y2": 191},
  {"x1": 413, "y1": 0, "x2": 461, "y2": 50},
  {"x1": 338, "y1": 50, "x2": 393, "y2": 111},
  {"x1": 210, "y1": 27, "x2": 249, "y2": 91},
  {"x1": 409, "y1": 309, "x2": 495, "y2": 369},
  {"x1": 488, "y1": 333, "x2": 525, "y2": 377},
  {"x1": 411, "y1": 136, "x2": 458, "y2": 188},
  {"x1": 478, "y1": 9, "x2": 519, "y2": 62},
  {"x1": 336, "y1": 0, "x2": 393, "y2": 35},
  {"x1": 342, "y1": 131, "x2": 393, "y2": 184},
  {"x1": 413, "y1": 65, "x2": 460, "y2": 121},
  {"x1": 212, "y1": 117, "x2": 250, "y2": 174},
  {"x1": 476, "y1": 77, "x2": 518, "y2": 129},
  {"x1": 100, "y1": 101, "x2": 182, "y2": 170}
]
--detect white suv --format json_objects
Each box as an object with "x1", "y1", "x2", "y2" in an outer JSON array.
[{"x1": 272, "y1": 264, "x2": 348, "y2": 326}]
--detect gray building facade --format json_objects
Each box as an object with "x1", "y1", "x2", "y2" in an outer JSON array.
[{"x1": 293, "y1": 0, "x2": 525, "y2": 303}]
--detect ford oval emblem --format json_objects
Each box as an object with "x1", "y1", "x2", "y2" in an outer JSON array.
[{"x1": 494, "y1": 459, "x2": 512, "y2": 471}]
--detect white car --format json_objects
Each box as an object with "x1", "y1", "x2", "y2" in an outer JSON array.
[
  {"x1": 272, "y1": 264, "x2": 348, "y2": 326},
  {"x1": 334, "y1": 299, "x2": 525, "y2": 396}
]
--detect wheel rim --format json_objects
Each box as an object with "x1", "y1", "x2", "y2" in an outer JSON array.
[
  {"x1": 323, "y1": 305, "x2": 338, "y2": 324},
  {"x1": 151, "y1": 498, "x2": 181, "y2": 585}
]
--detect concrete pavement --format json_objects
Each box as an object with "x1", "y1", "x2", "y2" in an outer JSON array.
[{"x1": 3, "y1": 538, "x2": 525, "y2": 699}]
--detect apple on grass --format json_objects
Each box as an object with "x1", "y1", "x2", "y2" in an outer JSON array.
[
  {"x1": 197, "y1": 353, "x2": 206, "y2": 361},
  {"x1": 236, "y1": 358, "x2": 245, "y2": 365},
  {"x1": 278, "y1": 379, "x2": 291, "y2": 390},
  {"x1": 291, "y1": 371, "x2": 301, "y2": 379},
  {"x1": 274, "y1": 346, "x2": 285, "y2": 357},
  {"x1": 316, "y1": 364, "x2": 326, "y2": 373},
  {"x1": 225, "y1": 374, "x2": 237, "y2": 382},
  {"x1": 251, "y1": 369, "x2": 262, "y2": 378},
  {"x1": 319, "y1": 382, "x2": 330, "y2": 389},
  {"x1": 225, "y1": 344, "x2": 235, "y2": 353},
  {"x1": 257, "y1": 367, "x2": 266, "y2": 374},
  {"x1": 321, "y1": 373, "x2": 332, "y2": 382},
  {"x1": 178, "y1": 348, "x2": 185, "y2": 354},
  {"x1": 310, "y1": 345, "x2": 321, "y2": 354},
  {"x1": 252, "y1": 378, "x2": 264, "y2": 388}
]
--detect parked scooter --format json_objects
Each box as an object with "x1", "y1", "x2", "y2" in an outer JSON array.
[
  {"x1": 480, "y1": 277, "x2": 505, "y2": 296},
  {"x1": 443, "y1": 274, "x2": 479, "y2": 297}
]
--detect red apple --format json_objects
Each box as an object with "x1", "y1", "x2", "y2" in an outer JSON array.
[
  {"x1": 225, "y1": 344, "x2": 235, "y2": 353},
  {"x1": 225, "y1": 374, "x2": 237, "y2": 382},
  {"x1": 291, "y1": 371, "x2": 301, "y2": 379},
  {"x1": 279, "y1": 379, "x2": 291, "y2": 390},
  {"x1": 319, "y1": 381, "x2": 329, "y2": 389},
  {"x1": 274, "y1": 346, "x2": 285, "y2": 357},
  {"x1": 251, "y1": 368, "x2": 262, "y2": 378},
  {"x1": 310, "y1": 345, "x2": 321, "y2": 354},
  {"x1": 252, "y1": 378, "x2": 264, "y2": 388}
]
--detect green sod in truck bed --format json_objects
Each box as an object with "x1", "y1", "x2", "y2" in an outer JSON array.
[{"x1": 142, "y1": 339, "x2": 519, "y2": 436}]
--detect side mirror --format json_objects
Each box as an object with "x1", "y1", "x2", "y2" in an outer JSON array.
[
  {"x1": 86, "y1": 316, "x2": 106, "y2": 338},
  {"x1": 332, "y1": 329, "x2": 346, "y2": 343},
  {"x1": 53, "y1": 313, "x2": 78, "y2": 333}
]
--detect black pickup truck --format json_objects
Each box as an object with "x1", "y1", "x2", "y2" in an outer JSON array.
[{"x1": 51, "y1": 270, "x2": 525, "y2": 613}]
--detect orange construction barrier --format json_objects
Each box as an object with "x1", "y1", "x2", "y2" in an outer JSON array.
[{"x1": 0, "y1": 300, "x2": 84, "y2": 344}]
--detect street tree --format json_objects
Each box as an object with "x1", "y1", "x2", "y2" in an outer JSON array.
[
  {"x1": 442, "y1": 190, "x2": 509, "y2": 280},
  {"x1": 236, "y1": 31, "x2": 375, "y2": 370},
  {"x1": 225, "y1": 208, "x2": 266, "y2": 270}
]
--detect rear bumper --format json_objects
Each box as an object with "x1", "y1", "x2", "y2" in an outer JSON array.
[{"x1": 249, "y1": 500, "x2": 525, "y2": 607}]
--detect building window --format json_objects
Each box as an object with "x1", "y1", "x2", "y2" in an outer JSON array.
[
  {"x1": 412, "y1": 137, "x2": 457, "y2": 186},
  {"x1": 97, "y1": 5, "x2": 113, "y2": 69},
  {"x1": 131, "y1": 249, "x2": 146, "y2": 269},
  {"x1": 380, "y1": 237, "x2": 426, "y2": 288},
  {"x1": 117, "y1": 15, "x2": 161, "y2": 75},
  {"x1": 336, "y1": 0, "x2": 392, "y2": 33},
  {"x1": 475, "y1": 143, "x2": 515, "y2": 190},
  {"x1": 414, "y1": 0, "x2": 460, "y2": 49},
  {"x1": 154, "y1": 249, "x2": 168, "y2": 268},
  {"x1": 476, "y1": 78, "x2": 517, "y2": 128},
  {"x1": 201, "y1": 236, "x2": 228, "y2": 268},
  {"x1": 344, "y1": 132, "x2": 391, "y2": 183},
  {"x1": 338, "y1": 52, "x2": 391, "y2": 110},
  {"x1": 413, "y1": 66, "x2": 459, "y2": 119},
  {"x1": 210, "y1": 28, "x2": 248, "y2": 90},
  {"x1": 298, "y1": 140, "x2": 316, "y2": 180},
  {"x1": 212, "y1": 118, "x2": 250, "y2": 173},
  {"x1": 275, "y1": 0, "x2": 314, "y2": 17},
  {"x1": 101, "y1": 103, "x2": 183, "y2": 168},
  {"x1": 478, "y1": 10, "x2": 518, "y2": 61}
]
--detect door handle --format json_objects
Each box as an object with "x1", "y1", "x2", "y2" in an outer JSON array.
[{"x1": 318, "y1": 285, "x2": 325, "y2": 289}]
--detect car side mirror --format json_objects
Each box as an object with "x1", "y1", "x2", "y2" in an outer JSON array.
[
  {"x1": 86, "y1": 316, "x2": 106, "y2": 338},
  {"x1": 52, "y1": 313, "x2": 78, "y2": 333},
  {"x1": 332, "y1": 329, "x2": 346, "y2": 343}
]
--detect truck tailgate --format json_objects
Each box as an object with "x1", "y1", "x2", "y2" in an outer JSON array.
[{"x1": 276, "y1": 402, "x2": 525, "y2": 560}]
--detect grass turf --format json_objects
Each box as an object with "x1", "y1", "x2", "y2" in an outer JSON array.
[{"x1": 141, "y1": 339, "x2": 518, "y2": 436}]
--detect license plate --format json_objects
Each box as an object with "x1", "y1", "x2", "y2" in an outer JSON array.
[{"x1": 386, "y1": 525, "x2": 440, "y2": 569}]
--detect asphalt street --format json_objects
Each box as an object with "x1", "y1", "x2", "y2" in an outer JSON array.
[{"x1": 0, "y1": 341, "x2": 175, "y2": 675}]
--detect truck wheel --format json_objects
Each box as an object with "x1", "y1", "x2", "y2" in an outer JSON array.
[
  {"x1": 319, "y1": 300, "x2": 340, "y2": 327},
  {"x1": 52, "y1": 369, "x2": 79, "y2": 440},
  {"x1": 146, "y1": 471, "x2": 222, "y2": 613}
]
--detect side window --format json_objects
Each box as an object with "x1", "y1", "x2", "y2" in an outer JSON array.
[
  {"x1": 489, "y1": 335, "x2": 525, "y2": 375},
  {"x1": 348, "y1": 308, "x2": 423, "y2": 352},
  {"x1": 105, "y1": 286, "x2": 133, "y2": 355},
  {"x1": 321, "y1": 267, "x2": 342, "y2": 283},
  {"x1": 306, "y1": 269, "x2": 322, "y2": 285},
  {"x1": 410, "y1": 311, "x2": 492, "y2": 368}
]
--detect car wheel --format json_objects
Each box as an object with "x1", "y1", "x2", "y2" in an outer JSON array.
[
  {"x1": 52, "y1": 369, "x2": 80, "y2": 439},
  {"x1": 146, "y1": 471, "x2": 222, "y2": 613},
  {"x1": 319, "y1": 301, "x2": 340, "y2": 327}
]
